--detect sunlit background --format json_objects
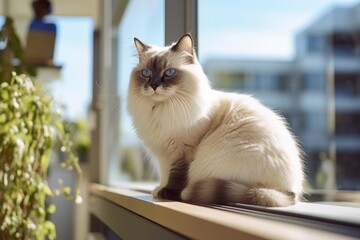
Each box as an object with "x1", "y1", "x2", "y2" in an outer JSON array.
[{"x1": 1, "y1": 0, "x2": 360, "y2": 239}]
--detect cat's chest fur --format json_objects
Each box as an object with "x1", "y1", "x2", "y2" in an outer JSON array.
[{"x1": 138, "y1": 102, "x2": 209, "y2": 161}]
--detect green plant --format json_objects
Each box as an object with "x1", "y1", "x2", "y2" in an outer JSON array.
[
  {"x1": 0, "y1": 72, "x2": 82, "y2": 240},
  {"x1": 0, "y1": 17, "x2": 36, "y2": 83}
]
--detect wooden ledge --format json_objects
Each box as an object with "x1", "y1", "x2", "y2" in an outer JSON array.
[{"x1": 89, "y1": 183, "x2": 357, "y2": 240}]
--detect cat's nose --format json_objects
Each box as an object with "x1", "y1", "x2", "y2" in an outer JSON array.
[{"x1": 150, "y1": 82, "x2": 159, "y2": 90}]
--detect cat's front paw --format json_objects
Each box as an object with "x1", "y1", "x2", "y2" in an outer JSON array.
[
  {"x1": 156, "y1": 187, "x2": 181, "y2": 201},
  {"x1": 152, "y1": 186, "x2": 162, "y2": 198}
]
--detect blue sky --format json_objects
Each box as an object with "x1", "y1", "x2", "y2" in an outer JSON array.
[{"x1": 198, "y1": 0, "x2": 359, "y2": 60}]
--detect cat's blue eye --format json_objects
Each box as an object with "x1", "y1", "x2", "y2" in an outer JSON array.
[
  {"x1": 141, "y1": 69, "x2": 152, "y2": 78},
  {"x1": 164, "y1": 68, "x2": 176, "y2": 77}
]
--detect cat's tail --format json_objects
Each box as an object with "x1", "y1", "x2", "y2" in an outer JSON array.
[{"x1": 181, "y1": 178, "x2": 297, "y2": 207}]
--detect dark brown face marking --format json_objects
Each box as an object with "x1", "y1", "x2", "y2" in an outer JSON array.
[
  {"x1": 149, "y1": 56, "x2": 166, "y2": 72},
  {"x1": 157, "y1": 157, "x2": 189, "y2": 201},
  {"x1": 133, "y1": 36, "x2": 196, "y2": 92},
  {"x1": 136, "y1": 55, "x2": 185, "y2": 91},
  {"x1": 146, "y1": 56, "x2": 167, "y2": 90}
]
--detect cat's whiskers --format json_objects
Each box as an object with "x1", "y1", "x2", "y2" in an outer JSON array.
[
  {"x1": 177, "y1": 91, "x2": 199, "y2": 105},
  {"x1": 168, "y1": 97, "x2": 176, "y2": 129},
  {"x1": 127, "y1": 92, "x2": 143, "y2": 104}
]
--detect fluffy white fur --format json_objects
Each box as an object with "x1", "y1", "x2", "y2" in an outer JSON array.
[{"x1": 127, "y1": 34, "x2": 304, "y2": 207}]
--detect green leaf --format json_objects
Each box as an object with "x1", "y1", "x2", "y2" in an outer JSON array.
[
  {"x1": 62, "y1": 187, "x2": 71, "y2": 197},
  {"x1": 44, "y1": 221, "x2": 56, "y2": 240},
  {"x1": 1, "y1": 89, "x2": 9, "y2": 100},
  {"x1": 54, "y1": 120, "x2": 65, "y2": 135},
  {"x1": 42, "y1": 184, "x2": 53, "y2": 196},
  {"x1": 47, "y1": 204, "x2": 56, "y2": 214}
]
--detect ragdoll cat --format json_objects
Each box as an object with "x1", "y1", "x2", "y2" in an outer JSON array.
[{"x1": 127, "y1": 34, "x2": 304, "y2": 207}]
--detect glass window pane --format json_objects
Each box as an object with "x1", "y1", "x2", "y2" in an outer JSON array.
[
  {"x1": 199, "y1": 0, "x2": 360, "y2": 192},
  {"x1": 48, "y1": 17, "x2": 93, "y2": 119},
  {"x1": 114, "y1": 0, "x2": 164, "y2": 183}
]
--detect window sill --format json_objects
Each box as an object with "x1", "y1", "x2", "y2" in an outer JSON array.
[{"x1": 89, "y1": 183, "x2": 359, "y2": 240}]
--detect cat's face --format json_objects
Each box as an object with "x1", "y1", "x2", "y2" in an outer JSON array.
[{"x1": 130, "y1": 34, "x2": 196, "y2": 102}]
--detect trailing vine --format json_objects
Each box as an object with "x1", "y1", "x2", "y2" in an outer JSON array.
[{"x1": 0, "y1": 72, "x2": 82, "y2": 240}]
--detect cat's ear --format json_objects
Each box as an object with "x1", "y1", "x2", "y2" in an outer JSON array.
[
  {"x1": 134, "y1": 37, "x2": 150, "y2": 54},
  {"x1": 171, "y1": 33, "x2": 194, "y2": 55}
]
